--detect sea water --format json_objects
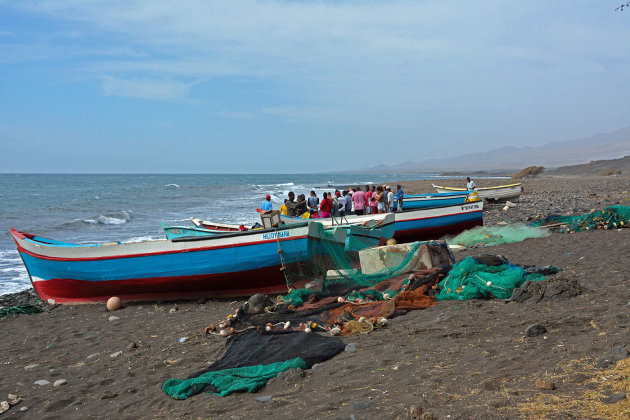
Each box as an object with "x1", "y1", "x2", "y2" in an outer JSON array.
[{"x1": 0, "y1": 173, "x2": 502, "y2": 295}]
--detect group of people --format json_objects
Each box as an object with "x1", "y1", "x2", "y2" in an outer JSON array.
[{"x1": 262, "y1": 185, "x2": 405, "y2": 218}]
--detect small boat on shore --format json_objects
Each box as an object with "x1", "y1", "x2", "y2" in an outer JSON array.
[
  {"x1": 10, "y1": 221, "x2": 344, "y2": 304},
  {"x1": 187, "y1": 214, "x2": 396, "y2": 250},
  {"x1": 392, "y1": 191, "x2": 474, "y2": 211},
  {"x1": 432, "y1": 183, "x2": 522, "y2": 202},
  {"x1": 281, "y1": 202, "x2": 484, "y2": 242}
]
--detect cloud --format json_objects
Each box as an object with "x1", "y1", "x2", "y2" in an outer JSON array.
[{"x1": 100, "y1": 76, "x2": 195, "y2": 102}]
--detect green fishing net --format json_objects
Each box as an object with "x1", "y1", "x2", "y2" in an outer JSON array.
[
  {"x1": 446, "y1": 223, "x2": 550, "y2": 248},
  {"x1": 436, "y1": 257, "x2": 545, "y2": 301},
  {"x1": 162, "y1": 358, "x2": 306, "y2": 399},
  {"x1": 0, "y1": 304, "x2": 44, "y2": 317},
  {"x1": 275, "y1": 222, "x2": 452, "y2": 307},
  {"x1": 531, "y1": 205, "x2": 630, "y2": 232}
]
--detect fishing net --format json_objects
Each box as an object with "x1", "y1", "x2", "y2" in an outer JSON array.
[
  {"x1": 446, "y1": 223, "x2": 550, "y2": 248},
  {"x1": 436, "y1": 256, "x2": 547, "y2": 301},
  {"x1": 163, "y1": 331, "x2": 345, "y2": 399},
  {"x1": 531, "y1": 205, "x2": 630, "y2": 232},
  {"x1": 276, "y1": 221, "x2": 454, "y2": 307},
  {"x1": 0, "y1": 304, "x2": 44, "y2": 318}
]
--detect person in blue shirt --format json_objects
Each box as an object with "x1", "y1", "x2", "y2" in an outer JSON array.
[
  {"x1": 396, "y1": 185, "x2": 404, "y2": 212},
  {"x1": 261, "y1": 195, "x2": 273, "y2": 211}
]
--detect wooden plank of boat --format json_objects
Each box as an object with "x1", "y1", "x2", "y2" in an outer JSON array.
[
  {"x1": 432, "y1": 183, "x2": 522, "y2": 201},
  {"x1": 9, "y1": 221, "x2": 339, "y2": 304}
]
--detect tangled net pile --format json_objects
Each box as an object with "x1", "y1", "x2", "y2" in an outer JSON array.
[
  {"x1": 436, "y1": 256, "x2": 553, "y2": 300},
  {"x1": 531, "y1": 205, "x2": 630, "y2": 232}
]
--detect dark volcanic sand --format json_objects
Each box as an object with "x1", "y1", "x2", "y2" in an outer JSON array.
[{"x1": 1, "y1": 176, "x2": 629, "y2": 419}]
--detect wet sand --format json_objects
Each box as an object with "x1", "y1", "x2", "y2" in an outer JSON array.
[{"x1": 1, "y1": 175, "x2": 629, "y2": 419}]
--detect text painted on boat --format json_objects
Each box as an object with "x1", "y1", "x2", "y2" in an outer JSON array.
[
  {"x1": 460, "y1": 204, "x2": 481, "y2": 211},
  {"x1": 262, "y1": 231, "x2": 290, "y2": 240}
]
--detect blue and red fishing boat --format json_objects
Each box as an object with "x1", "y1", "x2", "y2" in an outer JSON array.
[{"x1": 10, "y1": 221, "x2": 342, "y2": 304}]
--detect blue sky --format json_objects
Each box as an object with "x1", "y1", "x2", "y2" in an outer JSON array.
[{"x1": 1, "y1": 0, "x2": 629, "y2": 173}]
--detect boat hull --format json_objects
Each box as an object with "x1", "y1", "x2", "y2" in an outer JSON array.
[
  {"x1": 393, "y1": 202, "x2": 483, "y2": 241},
  {"x1": 432, "y1": 183, "x2": 522, "y2": 201},
  {"x1": 392, "y1": 192, "x2": 469, "y2": 210},
  {"x1": 11, "y1": 224, "x2": 322, "y2": 304},
  {"x1": 282, "y1": 203, "x2": 483, "y2": 243}
]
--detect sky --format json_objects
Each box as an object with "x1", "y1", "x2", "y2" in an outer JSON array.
[{"x1": 1, "y1": 0, "x2": 629, "y2": 173}]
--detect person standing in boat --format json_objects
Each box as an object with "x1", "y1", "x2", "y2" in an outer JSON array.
[
  {"x1": 320, "y1": 192, "x2": 333, "y2": 218},
  {"x1": 466, "y1": 177, "x2": 477, "y2": 190},
  {"x1": 307, "y1": 191, "x2": 320, "y2": 218},
  {"x1": 396, "y1": 185, "x2": 404, "y2": 212},
  {"x1": 260, "y1": 195, "x2": 273, "y2": 211}
]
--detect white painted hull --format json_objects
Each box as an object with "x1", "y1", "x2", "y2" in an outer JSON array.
[{"x1": 432, "y1": 183, "x2": 522, "y2": 201}]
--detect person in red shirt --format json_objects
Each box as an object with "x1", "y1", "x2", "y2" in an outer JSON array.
[
  {"x1": 364, "y1": 185, "x2": 372, "y2": 215},
  {"x1": 319, "y1": 192, "x2": 333, "y2": 218}
]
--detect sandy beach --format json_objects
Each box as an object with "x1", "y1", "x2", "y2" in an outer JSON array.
[{"x1": 1, "y1": 175, "x2": 629, "y2": 419}]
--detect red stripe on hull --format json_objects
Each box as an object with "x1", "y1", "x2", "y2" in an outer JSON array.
[
  {"x1": 32, "y1": 265, "x2": 289, "y2": 304},
  {"x1": 393, "y1": 219, "x2": 483, "y2": 242}
]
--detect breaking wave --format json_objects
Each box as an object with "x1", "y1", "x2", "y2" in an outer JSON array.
[{"x1": 83, "y1": 210, "x2": 134, "y2": 225}]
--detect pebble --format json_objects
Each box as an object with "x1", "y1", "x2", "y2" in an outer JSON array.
[
  {"x1": 24, "y1": 364, "x2": 40, "y2": 371},
  {"x1": 178, "y1": 337, "x2": 188, "y2": 343},
  {"x1": 353, "y1": 399, "x2": 373, "y2": 410},
  {"x1": 345, "y1": 343, "x2": 359, "y2": 352},
  {"x1": 127, "y1": 342, "x2": 137, "y2": 350},
  {"x1": 53, "y1": 379, "x2": 67, "y2": 387},
  {"x1": 169, "y1": 307, "x2": 178, "y2": 313},
  {"x1": 108, "y1": 316, "x2": 120, "y2": 322},
  {"x1": 20, "y1": 407, "x2": 29, "y2": 412},
  {"x1": 110, "y1": 351, "x2": 122, "y2": 358},
  {"x1": 535, "y1": 380, "x2": 556, "y2": 390},
  {"x1": 525, "y1": 324, "x2": 547, "y2": 337},
  {"x1": 602, "y1": 393, "x2": 626, "y2": 404},
  {"x1": 254, "y1": 395, "x2": 272, "y2": 403},
  {"x1": 87, "y1": 353, "x2": 100, "y2": 359},
  {"x1": 34, "y1": 380, "x2": 50, "y2": 386}
]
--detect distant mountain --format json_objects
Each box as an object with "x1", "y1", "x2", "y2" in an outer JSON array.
[
  {"x1": 359, "y1": 127, "x2": 630, "y2": 173},
  {"x1": 548, "y1": 155, "x2": 630, "y2": 175}
]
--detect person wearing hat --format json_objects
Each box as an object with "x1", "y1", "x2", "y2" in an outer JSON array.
[{"x1": 261, "y1": 194, "x2": 273, "y2": 211}]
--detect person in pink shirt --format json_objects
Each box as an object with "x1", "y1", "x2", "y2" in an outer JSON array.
[
  {"x1": 352, "y1": 187, "x2": 366, "y2": 215},
  {"x1": 369, "y1": 185, "x2": 378, "y2": 214},
  {"x1": 364, "y1": 185, "x2": 372, "y2": 215}
]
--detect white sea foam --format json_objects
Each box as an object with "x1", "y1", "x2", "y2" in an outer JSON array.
[
  {"x1": 164, "y1": 183, "x2": 180, "y2": 188},
  {"x1": 84, "y1": 210, "x2": 134, "y2": 225},
  {"x1": 123, "y1": 235, "x2": 162, "y2": 243}
]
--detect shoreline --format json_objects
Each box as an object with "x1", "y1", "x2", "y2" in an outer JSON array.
[{"x1": 1, "y1": 175, "x2": 629, "y2": 418}]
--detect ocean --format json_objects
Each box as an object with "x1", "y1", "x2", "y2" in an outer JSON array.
[{"x1": 0, "y1": 173, "x2": 492, "y2": 296}]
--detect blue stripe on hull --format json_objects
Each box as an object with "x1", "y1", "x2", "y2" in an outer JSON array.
[
  {"x1": 394, "y1": 211, "x2": 482, "y2": 240},
  {"x1": 22, "y1": 238, "x2": 310, "y2": 283}
]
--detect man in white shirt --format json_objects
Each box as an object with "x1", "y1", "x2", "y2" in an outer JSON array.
[
  {"x1": 466, "y1": 177, "x2": 477, "y2": 190},
  {"x1": 386, "y1": 186, "x2": 394, "y2": 212}
]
